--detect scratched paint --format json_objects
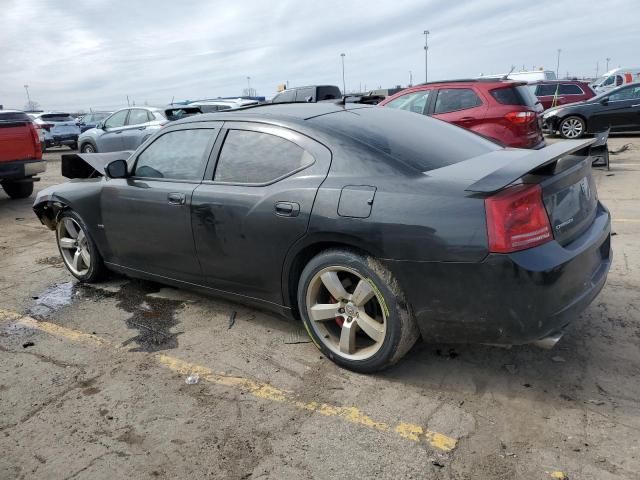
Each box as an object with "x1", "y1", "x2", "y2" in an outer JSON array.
[{"x1": 0, "y1": 309, "x2": 457, "y2": 452}]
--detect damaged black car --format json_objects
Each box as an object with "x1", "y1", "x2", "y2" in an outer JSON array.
[{"x1": 33, "y1": 103, "x2": 612, "y2": 372}]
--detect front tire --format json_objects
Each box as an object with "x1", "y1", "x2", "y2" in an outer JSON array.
[
  {"x1": 56, "y1": 210, "x2": 105, "y2": 282},
  {"x1": 80, "y1": 143, "x2": 96, "y2": 153},
  {"x1": 297, "y1": 249, "x2": 419, "y2": 372},
  {"x1": 2, "y1": 180, "x2": 34, "y2": 199},
  {"x1": 559, "y1": 116, "x2": 586, "y2": 139}
]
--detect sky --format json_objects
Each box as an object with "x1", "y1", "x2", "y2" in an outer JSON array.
[{"x1": 1, "y1": 0, "x2": 638, "y2": 111}]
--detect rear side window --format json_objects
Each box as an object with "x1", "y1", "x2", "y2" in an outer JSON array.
[
  {"x1": 214, "y1": 130, "x2": 314, "y2": 184},
  {"x1": 41, "y1": 114, "x2": 75, "y2": 122},
  {"x1": 385, "y1": 91, "x2": 430, "y2": 114},
  {"x1": 317, "y1": 86, "x2": 342, "y2": 101},
  {"x1": 0, "y1": 111, "x2": 30, "y2": 122},
  {"x1": 272, "y1": 90, "x2": 295, "y2": 103},
  {"x1": 127, "y1": 109, "x2": 150, "y2": 125},
  {"x1": 491, "y1": 86, "x2": 538, "y2": 106},
  {"x1": 559, "y1": 84, "x2": 583, "y2": 95},
  {"x1": 434, "y1": 88, "x2": 482, "y2": 114},
  {"x1": 295, "y1": 87, "x2": 315, "y2": 102},
  {"x1": 535, "y1": 84, "x2": 559, "y2": 96},
  {"x1": 134, "y1": 129, "x2": 213, "y2": 180}
]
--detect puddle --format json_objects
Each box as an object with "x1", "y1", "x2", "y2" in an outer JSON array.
[
  {"x1": 28, "y1": 279, "x2": 185, "y2": 353},
  {"x1": 28, "y1": 282, "x2": 79, "y2": 318}
]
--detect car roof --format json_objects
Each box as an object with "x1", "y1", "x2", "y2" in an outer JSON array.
[{"x1": 172, "y1": 102, "x2": 368, "y2": 126}]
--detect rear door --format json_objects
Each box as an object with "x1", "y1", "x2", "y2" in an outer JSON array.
[
  {"x1": 191, "y1": 122, "x2": 331, "y2": 304},
  {"x1": 120, "y1": 108, "x2": 152, "y2": 150},
  {"x1": 430, "y1": 87, "x2": 487, "y2": 130},
  {"x1": 98, "y1": 110, "x2": 129, "y2": 151},
  {"x1": 101, "y1": 123, "x2": 221, "y2": 282}
]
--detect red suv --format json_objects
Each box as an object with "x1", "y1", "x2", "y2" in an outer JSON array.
[
  {"x1": 378, "y1": 79, "x2": 545, "y2": 149},
  {"x1": 528, "y1": 80, "x2": 595, "y2": 110},
  {"x1": 0, "y1": 110, "x2": 45, "y2": 198}
]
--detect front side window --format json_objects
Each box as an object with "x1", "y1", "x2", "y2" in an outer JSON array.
[
  {"x1": 127, "y1": 109, "x2": 150, "y2": 126},
  {"x1": 602, "y1": 76, "x2": 615, "y2": 86},
  {"x1": 609, "y1": 85, "x2": 640, "y2": 102},
  {"x1": 384, "y1": 91, "x2": 430, "y2": 114},
  {"x1": 104, "y1": 110, "x2": 128, "y2": 129},
  {"x1": 273, "y1": 90, "x2": 295, "y2": 103},
  {"x1": 434, "y1": 88, "x2": 482, "y2": 114},
  {"x1": 214, "y1": 130, "x2": 314, "y2": 184},
  {"x1": 134, "y1": 129, "x2": 213, "y2": 180},
  {"x1": 82, "y1": 114, "x2": 93, "y2": 123}
]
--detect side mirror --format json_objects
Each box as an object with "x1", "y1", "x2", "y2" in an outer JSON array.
[
  {"x1": 105, "y1": 159, "x2": 128, "y2": 179},
  {"x1": 97, "y1": 122, "x2": 105, "y2": 130},
  {"x1": 600, "y1": 98, "x2": 609, "y2": 106}
]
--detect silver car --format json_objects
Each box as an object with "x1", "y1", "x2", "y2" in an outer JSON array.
[{"x1": 78, "y1": 107, "x2": 167, "y2": 153}]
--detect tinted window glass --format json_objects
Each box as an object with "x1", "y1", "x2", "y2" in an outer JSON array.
[
  {"x1": 385, "y1": 91, "x2": 430, "y2": 114},
  {"x1": 104, "y1": 110, "x2": 128, "y2": 128},
  {"x1": 214, "y1": 130, "x2": 314, "y2": 184},
  {"x1": 536, "y1": 84, "x2": 559, "y2": 96},
  {"x1": 41, "y1": 113, "x2": 75, "y2": 122},
  {"x1": 559, "y1": 84, "x2": 583, "y2": 95},
  {"x1": 317, "y1": 86, "x2": 342, "y2": 101},
  {"x1": 609, "y1": 85, "x2": 640, "y2": 102},
  {"x1": 602, "y1": 76, "x2": 615, "y2": 86},
  {"x1": 434, "y1": 88, "x2": 482, "y2": 114},
  {"x1": 272, "y1": 90, "x2": 295, "y2": 103},
  {"x1": 309, "y1": 106, "x2": 499, "y2": 172},
  {"x1": 0, "y1": 111, "x2": 30, "y2": 121},
  {"x1": 134, "y1": 129, "x2": 212, "y2": 180},
  {"x1": 615, "y1": 75, "x2": 624, "y2": 86},
  {"x1": 490, "y1": 86, "x2": 538, "y2": 106},
  {"x1": 127, "y1": 109, "x2": 150, "y2": 125}
]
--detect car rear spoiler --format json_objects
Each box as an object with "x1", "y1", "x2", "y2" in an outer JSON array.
[
  {"x1": 464, "y1": 137, "x2": 600, "y2": 194},
  {"x1": 61, "y1": 151, "x2": 134, "y2": 179}
]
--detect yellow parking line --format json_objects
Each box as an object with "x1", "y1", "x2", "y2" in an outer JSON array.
[
  {"x1": 612, "y1": 219, "x2": 640, "y2": 223},
  {"x1": 0, "y1": 309, "x2": 457, "y2": 452}
]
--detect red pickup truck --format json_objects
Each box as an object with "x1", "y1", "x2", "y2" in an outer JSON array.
[{"x1": 0, "y1": 110, "x2": 46, "y2": 198}]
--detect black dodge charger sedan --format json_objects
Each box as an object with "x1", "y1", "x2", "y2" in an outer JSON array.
[{"x1": 33, "y1": 103, "x2": 612, "y2": 372}]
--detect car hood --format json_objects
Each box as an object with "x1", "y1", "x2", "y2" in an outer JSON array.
[{"x1": 61, "y1": 151, "x2": 134, "y2": 178}]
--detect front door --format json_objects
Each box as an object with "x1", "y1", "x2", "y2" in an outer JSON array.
[
  {"x1": 592, "y1": 85, "x2": 640, "y2": 132},
  {"x1": 101, "y1": 123, "x2": 221, "y2": 283},
  {"x1": 191, "y1": 123, "x2": 331, "y2": 305},
  {"x1": 98, "y1": 109, "x2": 129, "y2": 152}
]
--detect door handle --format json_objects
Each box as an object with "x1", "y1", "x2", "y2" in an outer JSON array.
[
  {"x1": 168, "y1": 192, "x2": 186, "y2": 205},
  {"x1": 138, "y1": 126, "x2": 146, "y2": 130},
  {"x1": 459, "y1": 116, "x2": 475, "y2": 122},
  {"x1": 115, "y1": 130, "x2": 123, "y2": 134},
  {"x1": 275, "y1": 201, "x2": 300, "y2": 217}
]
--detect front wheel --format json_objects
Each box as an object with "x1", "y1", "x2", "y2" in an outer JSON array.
[
  {"x1": 559, "y1": 116, "x2": 586, "y2": 139},
  {"x1": 2, "y1": 180, "x2": 34, "y2": 199},
  {"x1": 297, "y1": 249, "x2": 419, "y2": 372},
  {"x1": 80, "y1": 143, "x2": 96, "y2": 153},
  {"x1": 56, "y1": 210, "x2": 105, "y2": 282}
]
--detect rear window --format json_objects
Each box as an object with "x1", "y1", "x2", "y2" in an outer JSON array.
[
  {"x1": 199, "y1": 105, "x2": 232, "y2": 113},
  {"x1": 41, "y1": 114, "x2": 75, "y2": 122},
  {"x1": 310, "y1": 106, "x2": 499, "y2": 172},
  {"x1": 490, "y1": 86, "x2": 538, "y2": 106},
  {"x1": 0, "y1": 111, "x2": 30, "y2": 122}
]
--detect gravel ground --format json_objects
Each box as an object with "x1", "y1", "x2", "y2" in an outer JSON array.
[{"x1": 1, "y1": 138, "x2": 639, "y2": 480}]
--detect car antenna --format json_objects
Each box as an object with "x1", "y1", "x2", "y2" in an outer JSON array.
[{"x1": 501, "y1": 65, "x2": 516, "y2": 81}]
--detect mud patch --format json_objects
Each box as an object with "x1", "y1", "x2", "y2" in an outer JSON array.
[{"x1": 35, "y1": 256, "x2": 64, "y2": 267}]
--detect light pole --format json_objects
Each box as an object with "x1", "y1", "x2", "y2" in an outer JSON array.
[
  {"x1": 555, "y1": 49, "x2": 561, "y2": 79},
  {"x1": 23, "y1": 84, "x2": 31, "y2": 108},
  {"x1": 606, "y1": 57, "x2": 611, "y2": 72},
  {"x1": 340, "y1": 53, "x2": 346, "y2": 94},
  {"x1": 246, "y1": 76, "x2": 251, "y2": 92},
  {"x1": 423, "y1": 30, "x2": 430, "y2": 83},
  {"x1": 409, "y1": 70, "x2": 413, "y2": 87}
]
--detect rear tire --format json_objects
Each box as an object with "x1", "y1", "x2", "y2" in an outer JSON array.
[
  {"x1": 297, "y1": 249, "x2": 419, "y2": 373},
  {"x1": 2, "y1": 180, "x2": 34, "y2": 199},
  {"x1": 56, "y1": 210, "x2": 105, "y2": 282},
  {"x1": 69, "y1": 142, "x2": 78, "y2": 151},
  {"x1": 559, "y1": 116, "x2": 586, "y2": 139}
]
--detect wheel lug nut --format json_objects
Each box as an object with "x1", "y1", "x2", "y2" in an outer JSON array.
[{"x1": 339, "y1": 308, "x2": 344, "y2": 313}]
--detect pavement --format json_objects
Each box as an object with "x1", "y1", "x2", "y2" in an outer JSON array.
[{"x1": 1, "y1": 139, "x2": 639, "y2": 480}]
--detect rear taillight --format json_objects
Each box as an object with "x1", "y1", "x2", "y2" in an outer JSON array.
[
  {"x1": 504, "y1": 111, "x2": 536, "y2": 124},
  {"x1": 40, "y1": 123, "x2": 52, "y2": 131},
  {"x1": 485, "y1": 184, "x2": 552, "y2": 253},
  {"x1": 28, "y1": 123, "x2": 42, "y2": 159}
]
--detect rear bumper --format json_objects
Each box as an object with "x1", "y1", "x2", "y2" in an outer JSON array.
[
  {"x1": 46, "y1": 134, "x2": 78, "y2": 146},
  {"x1": 385, "y1": 202, "x2": 611, "y2": 345},
  {"x1": 0, "y1": 159, "x2": 46, "y2": 180}
]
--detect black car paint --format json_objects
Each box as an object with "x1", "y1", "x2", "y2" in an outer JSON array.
[
  {"x1": 34, "y1": 103, "x2": 611, "y2": 346},
  {"x1": 544, "y1": 83, "x2": 640, "y2": 133}
]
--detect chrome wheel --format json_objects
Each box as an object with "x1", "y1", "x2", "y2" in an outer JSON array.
[
  {"x1": 560, "y1": 117, "x2": 584, "y2": 138},
  {"x1": 305, "y1": 266, "x2": 387, "y2": 361},
  {"x1": 57, "y1": 217, "x2": 91, "y2": 276}
]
